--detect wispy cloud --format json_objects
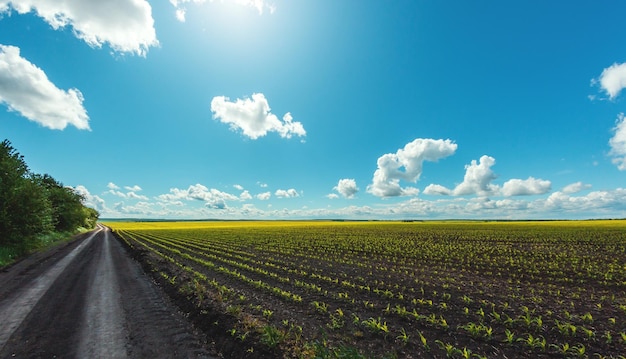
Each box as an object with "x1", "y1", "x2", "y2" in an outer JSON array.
[
  {"x1": 562, "y1": 182, "x2": 592, "y2": 194},
  {"x1": 0, "y1": 45, "x2": 89, "y2": 130},
  {"x1": 0, "y1": 0, "x2": 158, "y2": 56},
  {"x1": 609, "y1": 113, "x2": 626, "y2": 170},
  {"x1": 170, "y1": 0, "x2": 275, "y2": 22},
  {"x1": 211, "y1": 93, "x2": 306, "y2": 140}
]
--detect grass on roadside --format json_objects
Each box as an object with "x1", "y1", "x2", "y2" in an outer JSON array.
[{"x1": 0, "y1": 227, "x2": 93, "y2": 268}]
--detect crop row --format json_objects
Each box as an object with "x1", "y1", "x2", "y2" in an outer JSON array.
[{"x1": 107, "y1": 220, "x2": 626, "y2": 358}]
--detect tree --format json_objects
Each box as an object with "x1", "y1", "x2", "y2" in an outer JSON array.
[
  {"x1": 0, "y1": 140, "x2": 53, "y2": 251},
  {"x1": 34, "y1": 174, "x2": 86, "y2": 232},
  {"x1": 0, "y1": 140, "x2": 99, "y2": 254}
]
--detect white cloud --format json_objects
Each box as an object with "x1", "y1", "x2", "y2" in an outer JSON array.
[
  {"x1": 609, "y1": 113, "x2": 626, "y2": 170},
  {"x1": 127, "y1": 192, "x2": 149, "y2": 201},
  {"x1": 423, "y1": 184, "x2": 452, "y2": 196},
  {"x1": 157, "y1": 183, "x2": 238, "y2": 209},
  {"x1": 237, "y1": 0, "x2": 275, "y2": 14},
  {"x1": 0, "y1": 45, "x2": 89, "y2": 130},
  {"x1": 92, "y1": 184, "x2": 626, "y2": 220},
  {"x1": 562, "y1": 182, "x2": 591, "y2": 194},
  {"x1": 545, "y1": 188, "x2": 626, "y2": 215},
  {"x1": 175, "y1": 8, "x2": 186, "y2": 21},
  {"x1": 427, "y1": 156, "x2": 550, "y2": 197},
  {"x1": 332, "y1": 179, "x2": 358, "y2": 199},
  {"x1": 170, "y1": 0, "x2": 275, "y2": 21},
  {"x1": 106, "y1": 185, "x2": 148, "y2": 201},
  {"x1": 233, "y1": 184, "x2": 244, "y2": 191},
  {"x1": 451, "y1": 155, "x2": 499, "y2": 197},
  {"x1": 275, "y1": 188, "x2": 299, "y2": 198},
  {"x1": 240, "y1": 190, "x2": 252, "y2": 200},
  {"x1": 367, "y1": 138, "x2": 457, "y2": 198},
  {"x1": 501, "y1": 177, "x2": 551, "y2": 196},
  {"x1": 211, "y1": 93, "x2": 306, "y2": 140},
  {"x1": 256, "y1": 192, "x2": 271, "y2": 200},
  {"x1": 107, "y1": 190, "x2": 127, "y2": 198},
  {"x1": 595, "y1": 62, "x2": 626, "y2": 100},
  {"x1": 0, "y1": 0, "x2": 158, "y2": 56},
  {"x1": 73, "y1": 185, "x2": 106, "y2": 212}
]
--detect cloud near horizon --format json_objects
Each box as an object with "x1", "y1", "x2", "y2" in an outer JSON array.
[
  {"x1": 86, "y1": 183, "x2": 626, "y2": 220},
  {"x1": 158, "y1": 183, "x2": 239, "y2": 209},
  {"x1": 0, "y1": 0, "x2": 158, "y2": 56},
  {"x1": 367, "y1": 138, "x2": 457, "y2": 198},
  {"x1": 0, "y1": 45, "x2": 90, "y2": 130},
  {"x1": 424, "y1": 155, "x2": 551, "y2": 197},
  {"x1": 211, "y1": 93, "x2": 306, "y2": 140}
]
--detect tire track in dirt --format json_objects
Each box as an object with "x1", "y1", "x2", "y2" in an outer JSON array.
[
  {"x1": 0, "y1": 226, "x2": 102, "y2": 351},
  {"x1": 77, "y1": 228, "x2": 127, "y2": 358},
  {"x1": 0, "y1": 226, "x2": 216, "y2": 358}
]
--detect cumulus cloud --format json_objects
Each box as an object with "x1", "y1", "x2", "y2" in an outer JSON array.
[
  {"x1": 367, "y1": 138, "x2": 457, "y2": 198},
  {"x1": 256, "y1": 192, "x2": 271, "y2": 200},
  {"x1": 595, "y1": 62, "x2": 626, "y2": 100},
  {"x1": 0, "y1": 0, "x2": 158, "y2": 56},
  {"x1": 332, "y1": 179, "x2": 358, "y2": 199},
  {"x1": 427, "y1": 156, "x2": 550, "y2": 197},
  {"x1": 240, "y1": 190, "x2": 252, "y2": 200},
  {"x1": 211, "y1": 93, "x2": 306, "y2": 140},
  {"x1": 107, "y1": 182, "x2": 120, "y2": 190},
  {"x1": 157, "y1": 183, "x2": 238, "y2": 209},
  {"x1": 423, "y1": 184, "x2": 453, "y2": 196},
  {"x1": 73, "y1": 185, "x2": 106, "y2": 212},
  {"x1": 501, "y1": 177, "x2": 551, "y2": 196},
  {"x1": 452, "y1": 155, "x2": 499, "y2": 196},
  {"x1": 609, "y1": 113, "x2": 626, "y2": 170},
  {"x1": 0, "y1": 45, "x2": 89, "y2": 130},
  {"x1": 545, "y1": 188, "x2": 626, "y2": 214},
  {"x1": 170, "y1": 0, "x2": 275, "y2": 22},
  {"x1": 562, "y1": 182, "x2": 592, "y2": 194},
  {"x1": 275, "y1": 188, "x2": 299, "y2": 198}
]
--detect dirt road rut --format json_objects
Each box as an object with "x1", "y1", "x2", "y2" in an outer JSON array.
[{"x1": 0, "y1": 225, "x2": 216, "y2": 358}]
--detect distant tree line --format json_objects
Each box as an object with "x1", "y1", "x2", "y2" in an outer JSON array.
[{"x1": 0, "y1": 139, "x2": 99, "y2": 254}]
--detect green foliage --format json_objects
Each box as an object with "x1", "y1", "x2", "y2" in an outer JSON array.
[{"x1": 0, "y1": 140, "x2": 99, "y2": 260}]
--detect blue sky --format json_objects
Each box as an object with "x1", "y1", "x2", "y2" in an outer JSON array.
[{"x1": 1, "y1": 0, "x2": 625, "y2": 219}]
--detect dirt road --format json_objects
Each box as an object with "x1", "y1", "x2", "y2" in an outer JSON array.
[{"x1": 0, "y1": 225, "x2": 216, "y2": 358}]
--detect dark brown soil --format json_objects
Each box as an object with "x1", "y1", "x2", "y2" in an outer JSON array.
[{"x1": 0, "y1": 226, "x2": 217, "y2": 358}]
